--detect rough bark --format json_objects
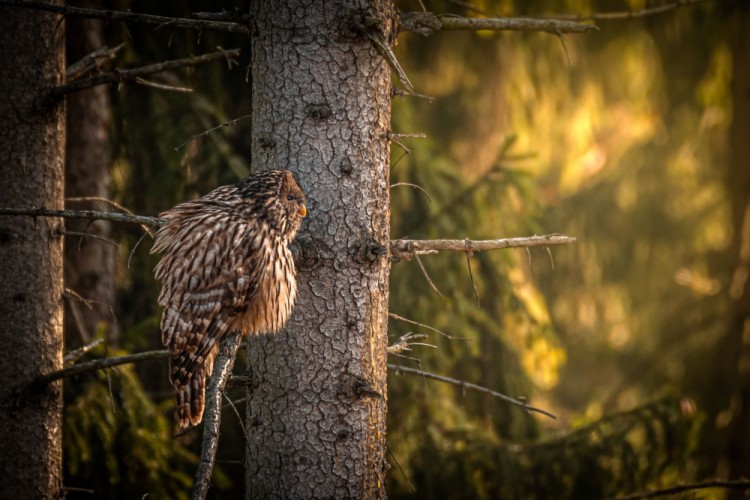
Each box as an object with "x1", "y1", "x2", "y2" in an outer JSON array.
[
  {"x1": 0, "y1": 3, "x2": 66, "y2": 499},
  {"x1": 64, "y1": 10, "x2": 117, "y2": 344},
  {"x1": 246, "y1": 1, "x2": 392, "y2": 497}
]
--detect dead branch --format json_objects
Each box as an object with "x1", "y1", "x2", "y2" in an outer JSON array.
[
  {"x1": 388, "y1": 312, "x2": 468, "y2": 340},
  {"x1": 612, "y1": 479, "x2": 750, "y2": 500},
  {"x1": 0, "y1": 0, "x2": 250, "y2": 34},
  {"x1": 552, "y1": 0, "x2": 711, "y2": 22},
  {"x1": 35, "y1": 349, "x2": 169, "y2": 386},
  {"x1": 66, "y1": 43, "x2": 124, "y2": 82},
  {"x1": 174, "y1": 113, "x2": 253, "y2": 151},
  {"x1": 192, "y1": 333, "x2": 242, "y2": 500},
  {"x1": 49, "y1": 48, "x2": 240, "y2": 102},
  {"x1": 390, "y1": 234, "x2": 576, "y2": 262},
  {"x1": 388, "y1": 363, "x2": 556, "y2": 419},
  {"x1": 63, "y1": 339, "x2": 104, "y2": 366},
  {"x1": 399, "y1": 12, "x2": 597, "y2": 36},
  {"x1": 0, "y1": 207, "x2": 161, "y2": 230}
]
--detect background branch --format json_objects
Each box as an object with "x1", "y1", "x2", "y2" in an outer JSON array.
[
  {"x1": 388, "y1": 363, "x2": 556, "y2": 419},
  {"x1": 35, "y1": 349, "x2": 169, "y2": 386},
  {"x1": 399, "y1": 12, "x2": 597, "y2": 35},
  {"x1": 0, "y1": 0, "x2": 249, "y2": 34},
  {"x1": 552, "y1": 0, "x2": 711, "y2": 21},
  {"x1": 49, "y1": 48, "x2": 240, "y2": 102},
  {"x1": 612, "y1": 479, "x2": 750, "y2": 500}
]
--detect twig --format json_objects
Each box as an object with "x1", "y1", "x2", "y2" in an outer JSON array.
[
  {"x1": 0, "y1": 0, "x2": 250, "y2": 34},
  {"x1": 191, "y1": 333, "x2": 242, "y2": 500},
  {"x1": 367, "y1": 32, "x2": 414, "y2": 92},
  {"x1": 464, "y1": 243, "x2": 480, "y2": 307},
  {"x1": 63, "y1": 339, "x2": 104, "y2": 366},
  {"x1": 0, "y1": 207, "x2": 162, "y2": 230},
  {"x1": 388, "y1": 312, "x2": 468, "y2": 340},
  {"x1": 399, "y1": 12, "x2": 597, "y2": 36},
  {"x1": 414, "y1": 254, "x2": 444, "y2": 298},
  {"x1": 135, "y1": 77, "x2": 193, "y2": 93},
  {"x1": 390, "y1": 182, "x2": 433, "y2": 203},
  {"x1": 61, "y1": 229, "x2": 119, "y2": 247},
  {"x1": 388, "y1": 363, "x2": 556, "y2": 419},
  {"x1": 174, "y1": 113, "x2": 253, "y2": 151},
  {"x1": 550, "y1": 0, "x2": 711, "y2": 21},
  {"x1": 66, "y1": 43, "x2": 124, "y2": 81},
  {"x1": 392, "y1": 88, "x2": 435, "y2": 102},
  {"x1": 387, "y1": 332, "x2": 430, "y2": 354},
  {"x1": 35, "y1": 350, "x2": 170, "y2": 386},
  {"x1": 47, "y1": 48, "x2": 240, "y2": 102},
  {"x1": 612, "y1": 479, "x2": 750, "y2": 500},
  {"x1": 390, "y1": 234, "x2": 576, "y2": 262}
]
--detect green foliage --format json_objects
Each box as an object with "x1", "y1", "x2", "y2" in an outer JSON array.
[{"x1": 63, "y1": 350, "x2": 197, "y2": 499}]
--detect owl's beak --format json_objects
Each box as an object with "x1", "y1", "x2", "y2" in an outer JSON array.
[{"x1": 298, "y1": 205, "x2": 307, "y2": 217}]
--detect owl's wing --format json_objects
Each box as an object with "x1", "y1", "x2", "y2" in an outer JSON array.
[{"x1": 151, "y1": 204, "x2": 268, "y2": 427}]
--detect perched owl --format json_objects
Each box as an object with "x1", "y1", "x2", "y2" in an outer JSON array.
[{"x1": 150, "y1": 170, "x2": 307, "y2": 428}]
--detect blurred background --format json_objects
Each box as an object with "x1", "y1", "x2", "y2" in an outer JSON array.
[{"x1": 60, "y1": 0, "x2": 749, "y2": 498}]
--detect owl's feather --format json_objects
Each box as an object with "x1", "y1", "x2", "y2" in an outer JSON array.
[{"x1": 151, "y1": 170, "x2": 306, "y2": 427}]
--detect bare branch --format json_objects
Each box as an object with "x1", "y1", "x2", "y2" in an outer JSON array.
[
  {"x1": 388, "y1": 312, "x2": 468, "y2": 340},
  {"x1": 399, "y1": 12, "x2": 597, "y2": 36},
  {"x1": 388, "y1": 363, "x2": 556, "y2": 419},
  {"x1": 390, "y1": 182, "x2": 433, "y2": 203},
  {"x1": 63, "y1": 339, "x2": 104, "y2": 366},
  {"x1": 174, "y1": 113, "x2": 253, "y2": 151},
  {"x1": 414, "y1": 254, "x2": 445, "y2": 298},
  {"x1": 135, "y1": 77, "x2": 193, "y2": 93},
  {"x1": 0, "y1": 0, "x2": 250, "y2": 34},
  {"x1": 390, "y1": 234, "x2": 576, "y2": 262},
  {"x1": 0, "y1": 207, "x2": 162, "y2": 230},
  {"x1": 48, "y1": 48, "x2": 240, "y2": 102},
  {"x1": 35, "y1": 350, "x2": 169, "y2": 386},
  {"x1": 612, "y1": 479, "x2": 750, "y2": 500},
  {"x1": 552, "y1": 0, "x2": 711, "y2": 22},
  {"x1": 66, "y1": 43, "x2": 124, "y2": 81},
  {"x1": 192, "y1": 333, "x2": 242, "y2": 500},
  {"x1": 367, "y1": 32, "x2": 414, "y2": 92}
]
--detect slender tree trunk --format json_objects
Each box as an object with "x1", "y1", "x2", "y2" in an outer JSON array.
[
  {"x1": 725, "y1": 3, "x2": 750, "y2": 485},
  {"x1": 246, "y1": 1, "x2": 392, "y2": 497},
  {"x1": 0, "y1": 3, "x2": 65, "y2": 499},
  {"x1": 64, "y1": 12, "x2": 117, "y2": 344}
]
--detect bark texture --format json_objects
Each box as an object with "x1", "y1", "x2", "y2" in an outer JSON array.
[
  {"x1": 246, "y1": 1, "x2": 392, "y2": 497},
  {"x1": 65, "y1": 11, "x2": 117, "y2": 344},
  {"x1": 0, "y1": 3, "x2": 66, "y2": 499}
]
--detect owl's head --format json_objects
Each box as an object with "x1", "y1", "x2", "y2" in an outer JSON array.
[{"x1": 276, "y1": 170, "x2": 307, "y2": 238}]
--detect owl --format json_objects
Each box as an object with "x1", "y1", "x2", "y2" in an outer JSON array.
[{"x1": 150, "y1": 170, "x2": 307, "y2": 428}]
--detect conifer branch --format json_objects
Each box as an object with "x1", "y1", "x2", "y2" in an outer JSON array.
[
  {"x1": 390, "y1": 234, "x2": 576, "y2": 262},
  {"x1": 399, "y1": 12, "x2": 597, "y2": 36},
  {"x1": 192, "y1": 334, "x2": 242, "y2": 500},
  {"x1": 48, "y1": 48, "x2": 240, "y2": 102},
  {"x1": 35, "y1": 350, "x2": 169, "y2": 386},
  {"x1": 0, "y1": 0, "x2": 249, "y2": 34},
  {"x1": 553, "y1": 0, "x2": 711, "y2": 21},
  {"x1": 613, "y1": 479, "x2": 750, "y2": 500},
  {"x1": 388, "y1": 363, "x2": 556, "y2": 419}
]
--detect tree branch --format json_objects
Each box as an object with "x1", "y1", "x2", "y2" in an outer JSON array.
[
  {"x1": 34, "y1": 350, "x2": 169, "y2": 386},
  {"x1": 49, "y1": 48, "x2": 240, "y2": 102},
  {"x1": 0, "y1": 0, "x2": 250, "y2": 34},
  {"x1": 191, "y1": 333, "x2": 242, "y2": 500},
  {"x1": 65, "y1": 43, "x2": 124, "y2": 81},
  {"x1": 390, "y1": 234, "x2": 576, "y2": 262},
  {"x1": 399, "y1": 12, "x2": 597, "y2": 36},
  {"x1": 388, "y1": 363, "x2": 556, "y2": 419},
  {"x1": 0, "y1": 207, "x2": 162, "y2": 230},
  {"x1": 612, "y1": 479, "x2": 750, "y2": 500},
  {"x1": 552, "y1": 0, "x2": 711, "y2": 21}
]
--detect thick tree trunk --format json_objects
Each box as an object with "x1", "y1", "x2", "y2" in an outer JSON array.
[
  {"x1": 246, "y1": 1, "x2": 392, "y2": 497},
  {"x1": 64, "y1": 13, "x2": 117, "y2": 344},
  {"x1": 0, "y1": 3, "x2": 65, "y2": 499}
]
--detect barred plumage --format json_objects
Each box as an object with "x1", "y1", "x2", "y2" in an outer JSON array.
[{"x1": 151, "y1": 170, "x2": 307, "y2": 428}]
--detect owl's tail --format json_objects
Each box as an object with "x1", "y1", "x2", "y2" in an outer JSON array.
[{"x1": 170, "y1": 346, "x2": 218, "y2": 428}]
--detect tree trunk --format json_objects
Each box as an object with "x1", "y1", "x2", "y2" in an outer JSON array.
[
  {"x1": 246, "y1": 1, "x2": 392, "y2": 497},
  {"x1": 725, "y1": 2, "x2": 750, "y2": 485},
  {"x1": 64, "y1": 12, "x2": 117, "y2": 344},
  {"x1": 0, "y1": 3, "x2": 65, "y2": 499}
]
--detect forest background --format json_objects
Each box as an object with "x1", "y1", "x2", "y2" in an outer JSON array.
[{"x1": 47, "y1": 0, "x2": 749, "y2": 498}]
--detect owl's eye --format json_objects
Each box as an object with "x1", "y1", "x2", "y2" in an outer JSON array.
[{"x1": 287, "y1": 195, "x2": 294, "y2": 201}]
